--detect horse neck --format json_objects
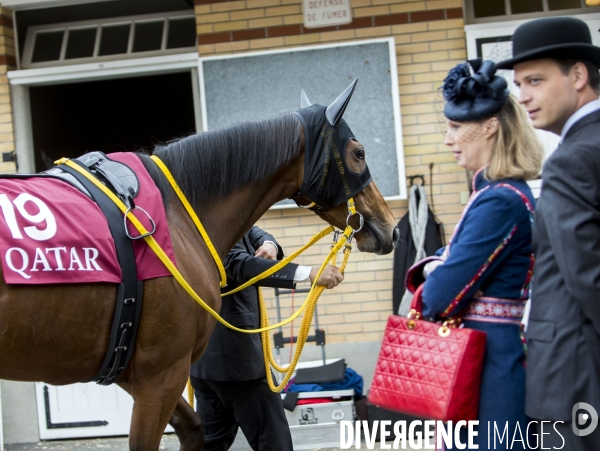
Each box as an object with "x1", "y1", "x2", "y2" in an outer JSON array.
[
  {"x1": 149, "y1": 115, "x2": 305, "y2": 261},
  {"x1": 197, "y1": 153, "x2": 304, "y2": 259}
]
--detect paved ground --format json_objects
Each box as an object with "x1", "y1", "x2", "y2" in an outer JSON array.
[
  {"x1": 4, "y1": 434, "x2": 414, "y2": 450},
  {"x1": 4, "y1": 435, "x2": 183, "y2": 451}
]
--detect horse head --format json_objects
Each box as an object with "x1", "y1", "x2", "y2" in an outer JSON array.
[{"x1": 293, "y1": 80, "x2": 400, "y2": 255}]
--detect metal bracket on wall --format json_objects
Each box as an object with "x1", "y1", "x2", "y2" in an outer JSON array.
[{"x1": 43, "y1": 385, "x2": 108, "y2": 429}]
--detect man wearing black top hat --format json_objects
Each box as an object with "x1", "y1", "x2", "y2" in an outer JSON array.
[{"x1": 499, "y1": 16, "x2": 600, "y2": 449}]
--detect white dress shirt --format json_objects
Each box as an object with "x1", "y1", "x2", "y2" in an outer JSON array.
[
  {"x1": 262, "y1": 240, "x2": 312, "y2": 283},
  {"x1": 560, "y1": 98, "x2": 600, "y2": 141}
]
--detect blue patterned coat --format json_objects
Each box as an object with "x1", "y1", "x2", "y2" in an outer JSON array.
[{"x1": 407, "y1": 169, "x2": 535, "y2": 449}]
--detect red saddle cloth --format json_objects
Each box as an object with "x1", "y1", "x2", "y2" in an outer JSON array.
[{"x1": 0, "y1": 152, "x2": 176, "y2": 284}]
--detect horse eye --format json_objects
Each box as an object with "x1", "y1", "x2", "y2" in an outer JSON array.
[{"x1": 356, "y1": 149, "x2": 365, "y2": 160}]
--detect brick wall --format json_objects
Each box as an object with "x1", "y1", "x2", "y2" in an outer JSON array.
[
  {"x1": 194, "y1": 0, "x2": 469, "y2": 343},
  {"x1": 0, "y1": 7, "x2": 15, "y2": 174}
]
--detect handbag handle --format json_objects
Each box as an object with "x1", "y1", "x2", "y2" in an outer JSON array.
[
  {"x1": 409, "y1": 283, "x2": 425, "y2": 314},
  {"x1": 407, "y1": 283, "x2": 461, "y2": 335}
]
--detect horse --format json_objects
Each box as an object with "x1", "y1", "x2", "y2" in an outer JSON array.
[{"x1": 0, "y1": 83, "x2": 399, "y2": 451}]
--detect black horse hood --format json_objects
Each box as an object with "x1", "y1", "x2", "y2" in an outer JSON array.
[{"x1": 293, "y1": 80, "x2": 372, "y2": 212}]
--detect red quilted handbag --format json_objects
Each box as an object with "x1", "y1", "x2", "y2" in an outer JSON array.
[{"x1": 368, "y1": 284, "x2": 487, "y2": 422}]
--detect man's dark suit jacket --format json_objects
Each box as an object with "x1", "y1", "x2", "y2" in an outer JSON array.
[
  {"x1": 527, "y1": 109, "x2": 600, "y2": 420},
  {"x1": 191, "y1": 226, "x2": 298, "y2": 382}
]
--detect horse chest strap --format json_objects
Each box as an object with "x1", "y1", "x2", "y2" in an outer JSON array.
[{"x1": 56, "y1": 161, "x2": 143, "y2": 386}]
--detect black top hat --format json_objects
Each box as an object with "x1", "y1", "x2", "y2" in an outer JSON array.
[{"x1": 497, "y1": 17, "x2": 600, "y2": 69}]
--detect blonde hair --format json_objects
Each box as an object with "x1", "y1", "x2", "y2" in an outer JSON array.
[{"x1": 486, "y1": 95, "x2": 544, "y2": 181}]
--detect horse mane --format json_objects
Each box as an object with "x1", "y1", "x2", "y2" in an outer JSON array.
[{"x1": 138, "y1": 112, "x2": 302, "y2": 208}]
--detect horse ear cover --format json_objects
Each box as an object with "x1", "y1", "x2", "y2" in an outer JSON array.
[
  {"x1": 325, "y1": 78, "x2": 358, "y2": 127},
  {"x1": 299, "y1": 90, "x2": 312, "y2": 109},
  {"x1": 293, "y1": 79, "x2": 372, "y2": 211}
]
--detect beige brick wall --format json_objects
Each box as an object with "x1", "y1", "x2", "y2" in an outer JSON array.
[
  {"x1": 0, "y1": 7, "x2": 16, "y2": 174},
  {"x1": 195, "y1": 0, "x2": 469, "y2": 343}
]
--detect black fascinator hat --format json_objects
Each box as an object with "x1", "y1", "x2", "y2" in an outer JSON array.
[{"x1": 442, "y1": 59, "x2": 509, "y2": 122}]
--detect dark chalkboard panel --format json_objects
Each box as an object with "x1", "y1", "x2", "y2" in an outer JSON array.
[{"x1": 199, "y1": 38, "x2": 405, "y2": 203}]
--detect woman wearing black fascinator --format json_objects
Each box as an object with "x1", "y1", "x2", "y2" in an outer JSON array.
[{"x1": 405, "y1": 59, "x2": 544, "y2": 449}]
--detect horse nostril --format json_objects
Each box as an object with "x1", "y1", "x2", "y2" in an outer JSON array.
[{"x1": 392, "y1": 226, "x2": 401, "y2": 244}]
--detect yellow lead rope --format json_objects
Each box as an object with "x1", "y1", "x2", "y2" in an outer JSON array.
[
  {"x1": 57, "y1": 157, "x2": 356, "y2": 395},
  {"x1": 187, "y1": 377, "x2": 195, "y2": 409},
  {"x1": 260, "y1": 241, "x2": 352, "y2": 391},
  {"x1": 149, "y1": 155, "x2": 345, "y2": 298},
  {"x1": 150, "y1": 155, "x2": 227, "y2": 288},
  {"x1": 58, "y1": 157, "x2": 353, "y2": 333},
  {"x1": 221, "y1": 226, "x2": 334, "y2": 297}
]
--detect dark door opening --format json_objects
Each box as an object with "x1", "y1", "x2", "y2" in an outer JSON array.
[{"x1": 29, "y1": 71, "x2": 196, "y2": 171}]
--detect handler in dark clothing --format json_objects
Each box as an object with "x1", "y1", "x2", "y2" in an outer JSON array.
[{"x1": 190, "y1": 226, "x2": 343, "y2": 451}]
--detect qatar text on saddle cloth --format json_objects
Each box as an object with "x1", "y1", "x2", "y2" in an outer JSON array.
[{"x1": 0, "y1": 152, "x2": 176, "y2": 284}]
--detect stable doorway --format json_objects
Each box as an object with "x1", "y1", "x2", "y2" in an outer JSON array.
[{"x1": 29, "y1": 70, "x2": 197, "y2": 171}]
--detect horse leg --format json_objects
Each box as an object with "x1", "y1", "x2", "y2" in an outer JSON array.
[
  {"x1": 169, "y1": 397, "x2": 204, "y2": 451},
  {"x1": 118, "y1": 365, "x2": 191, "y2": 451}
]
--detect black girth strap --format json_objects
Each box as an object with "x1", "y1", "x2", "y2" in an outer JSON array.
[{"x1": 57, "y1": 160, "x2": 143, "y2": 385}]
